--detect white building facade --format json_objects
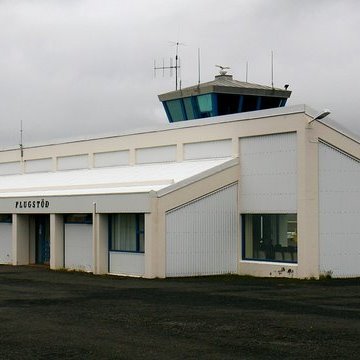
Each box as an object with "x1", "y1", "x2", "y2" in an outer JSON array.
[{"x1": 0, "y1": 104, "x2": 359, "y2": 278}]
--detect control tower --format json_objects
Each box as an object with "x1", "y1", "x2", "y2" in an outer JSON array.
[{"x1": 158, "y1": 67, "x2": 291, "y2": 123}]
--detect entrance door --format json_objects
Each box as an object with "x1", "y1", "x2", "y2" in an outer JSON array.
[{"x1": 35, "y1": 215, "x2": 50, "y2": 264}]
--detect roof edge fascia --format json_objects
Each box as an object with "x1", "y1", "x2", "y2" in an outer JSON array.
[
  {"x1": 156, "y1": 157, "x2": 239, "y2": 198},
  {"x1": 0, "y1": 105, "x2": 310, "y2": 152}
]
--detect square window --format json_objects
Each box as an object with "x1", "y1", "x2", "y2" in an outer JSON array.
[
  {"x1": 242, "y1": 214, "x2": 297, "y2": 263},
  {"x1": 110, "y1": 214, "x2": 145, "y2": 253}
]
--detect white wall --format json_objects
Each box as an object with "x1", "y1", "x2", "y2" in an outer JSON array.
[
  {"x1": 0, "y1": 223, "x2": 12, "y2": 264},
  {"x1": 57, "y1": 154, "x2": 89, "y2": 171},
  {"x1": 0, "y1": 162, "x2": 21, "y2": 176},
  {"x1": 94, "y1": 150, "x2": 129, "y2": 168},
  {"x1": 184, "y1": 139, "x2": 232, "y2": 160},
  {"x1": 25, "y1": 158, "x2": 52, "y2": 173},
  {"x1": 319, "y1": 142, "x2": 360, "y2": 277},
  {"x1": 239, "y1": 132, "x2": 297, "y2": 213},
  {"x1": 136, "y1": 145, "x2": 176, "y2": 164},
  {"x1": 165, "y1": 184, "x2": 238, "y2": 277},
  {"x1": 64, "y1": 224, "x2": 93, "y2": 272},
  {"x1": 109, "y1": 252, "x2": 145, "y2": 276}
]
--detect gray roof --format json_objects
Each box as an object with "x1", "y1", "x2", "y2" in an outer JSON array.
[
  {"x1": 1, "y1": 104, "x2": 358, "y2": 151},
  {"x1": 158, "y1": 74, "x2": 292, "y2": 101}
]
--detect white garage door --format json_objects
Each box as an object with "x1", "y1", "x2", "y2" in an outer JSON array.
[
  {"x1": 0, "y1": 223, "x2": 12, "y2": 264},
  {"x1": 166, "y1": 184, "x2": 238, "y2": 277},
  {"x1": 65, "y1": 224, "x2": 93, "y2": 272}
]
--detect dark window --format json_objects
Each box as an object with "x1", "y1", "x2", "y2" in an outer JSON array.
[
  {"x1": 217, "y1": 94, "x2": 240, "y2": 116},
  {"x1": 0, "y1": 214, "x2": 12, "y2": 223},
  {"x1": 242, "y1": 214, "x2": 297, "y2": 263},
  {"x1": 260, "y1": 97, "x2": 282, "y2": 110},
  {"x1": 64, "y1": 214, "x2": 93, "y2": 224},
  {"x1": 109, "y1": 213, "x2": 145, "y2": 253},
  {"x1": 242, "y1": 95, "x2": 258, "y2": 112}
]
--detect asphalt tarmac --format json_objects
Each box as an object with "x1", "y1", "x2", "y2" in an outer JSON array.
[{"x1": 0, "y1": 265, "x2": 359, "y2": 359}]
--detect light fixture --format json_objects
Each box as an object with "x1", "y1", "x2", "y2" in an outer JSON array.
[{"x1": 308, "y1": 109, "x2": 331, "y2": 124}]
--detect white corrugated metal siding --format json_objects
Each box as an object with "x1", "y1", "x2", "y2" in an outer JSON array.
[
  {"x1": 64, "y1": 224, "x2": 93, "y2": 272},
  {"x1": 319, "y1": 142, "x2": 360, "y2": 277},
  {"x1": 239, "y1": 133, "x2": 297, "y2": 213},
  {"x1": 0, "y1": 223, "x2": 12, "y2": 264},
  {"x1": 166, "y1": 184, "x2": 238, "y2": 277}
]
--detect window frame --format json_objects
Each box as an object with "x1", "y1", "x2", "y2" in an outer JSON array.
[
  {"x1": 241, "y1": 213, "x2": 297, "y2": 264},
  {"x1": 109, "y1": 213, "x2": 145, "y2": 253}
]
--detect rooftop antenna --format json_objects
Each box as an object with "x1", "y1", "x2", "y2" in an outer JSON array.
[
  {"x1": 154, "y1": 41, "x2": 185, "y2": 90},
  {"x1": 271, "y1": 50, "x2": 274, "y2": 89},
  {"x1": 246, "y1": 61, "x2": 249, "y2": 82},
  {"x1": 19, "y1": 120, "x2": 23, "y2": 159},
  {"x1": 198, "y1": 48, "x2": 201, "y2": 85}
]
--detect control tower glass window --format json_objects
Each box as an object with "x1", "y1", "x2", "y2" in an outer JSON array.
[
  {"x1": 183, "y1": 97, "x2": 196, "y2": 120},
  {"x1": 197, "y1": 94, "x2": 214, "y2": 118},
  {"x1": 217, "y1": 94, "x2": 240, "y2": 116},
  {"x1": 166, "y1": 99, "x2": 186, "y2": 122}
]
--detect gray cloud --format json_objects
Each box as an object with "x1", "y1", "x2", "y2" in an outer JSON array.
[{"x1": 0, "y1": 0, "x2": 359, "y2": 148}]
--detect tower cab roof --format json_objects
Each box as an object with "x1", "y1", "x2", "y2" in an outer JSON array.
[
  {"x1": 158, "y1": 73, "x2": 292, "y2": 123},
  {"x1": 159, "y1": 74, "x2": 291, "y2": 101}
]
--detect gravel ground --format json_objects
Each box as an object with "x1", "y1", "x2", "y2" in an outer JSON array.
[{"x1": 0, "y1": 265, "x2": 359, "y2": 359}]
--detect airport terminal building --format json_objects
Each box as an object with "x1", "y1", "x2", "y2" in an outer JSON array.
[{"x1": 0, "y1": 74, "x2": 359, "y2": 279}]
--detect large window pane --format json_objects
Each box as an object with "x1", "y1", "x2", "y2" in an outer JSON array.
[
  {"x1": 166, "y1": 100, "x2": 185, "y2": 122},
  {"x1": 217, "y1": 94, "x2": 240, "y2": 115},
  {"x1": 197, "y1": 94, "x2": 212, "y2": 112},
  {"x1": 183, "y1": 97, "x2": 196, "y2": 119},
  {"x1": 243, "y1": 214, "x2": 297, "y2": 263},
  {"x1": 196, "y1": 94, "x2": 215, "y2": 117},
  {"x1": 110, "y1": 214, "x2": 145, "y2": 253}
]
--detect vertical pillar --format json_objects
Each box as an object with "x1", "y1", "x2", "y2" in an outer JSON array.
[
  {"x1": 232, "y1": 137, "x2": 239, "y2": 158},
  {"x1": 93, "y1": 213, "x2": 108, "y2": 275},
  {"x1": 176, "y1": 143, "x2": 184, "y2": 162},
  {"x1": 50, "y1": 214, "x2": 64, "y2": 269},
  {"x1": 129, "y1": 148, "x2": 136, "y2": 165},
  {"x1": 29, "y1": 217, "x2": 36, "y2": 264},
  {"x1": 52, "y1": 157, "x2": 57, "y2": 172},
  {"x1": 12, "y1": 214, "x2": 30, "y2": 265},
  {"x1": 297, "y1": 125, "x2": 320, "y2": 278},
  {"x1": 88, "y1": 153, "x2": 94, "y2": 169},
  {"x1": 144, "y1": 191, "x2": 159, "y2": 278}
]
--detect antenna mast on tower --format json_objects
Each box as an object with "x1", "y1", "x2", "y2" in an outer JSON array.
[
  {"x1": 154, "y1": 41, "x2": 185, "y2": 90},
  {"x1": 198, "y1": 48, "x2": 201, "y2": 85},
  {"x1": 19, "y1": 120, "x2": 23, "y2": 159},
  {"x1": 271, "y1": 50, "x2": 274, "y2": 89}
]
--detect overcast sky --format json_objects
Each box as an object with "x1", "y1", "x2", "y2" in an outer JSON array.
[{"x1": 0, "y1": 0, "x2": 359, "y2": 148}]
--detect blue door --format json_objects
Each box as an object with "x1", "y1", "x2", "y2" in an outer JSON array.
[{"x1": 35, "y1": 215, "x2": 50, "y2": 264}]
